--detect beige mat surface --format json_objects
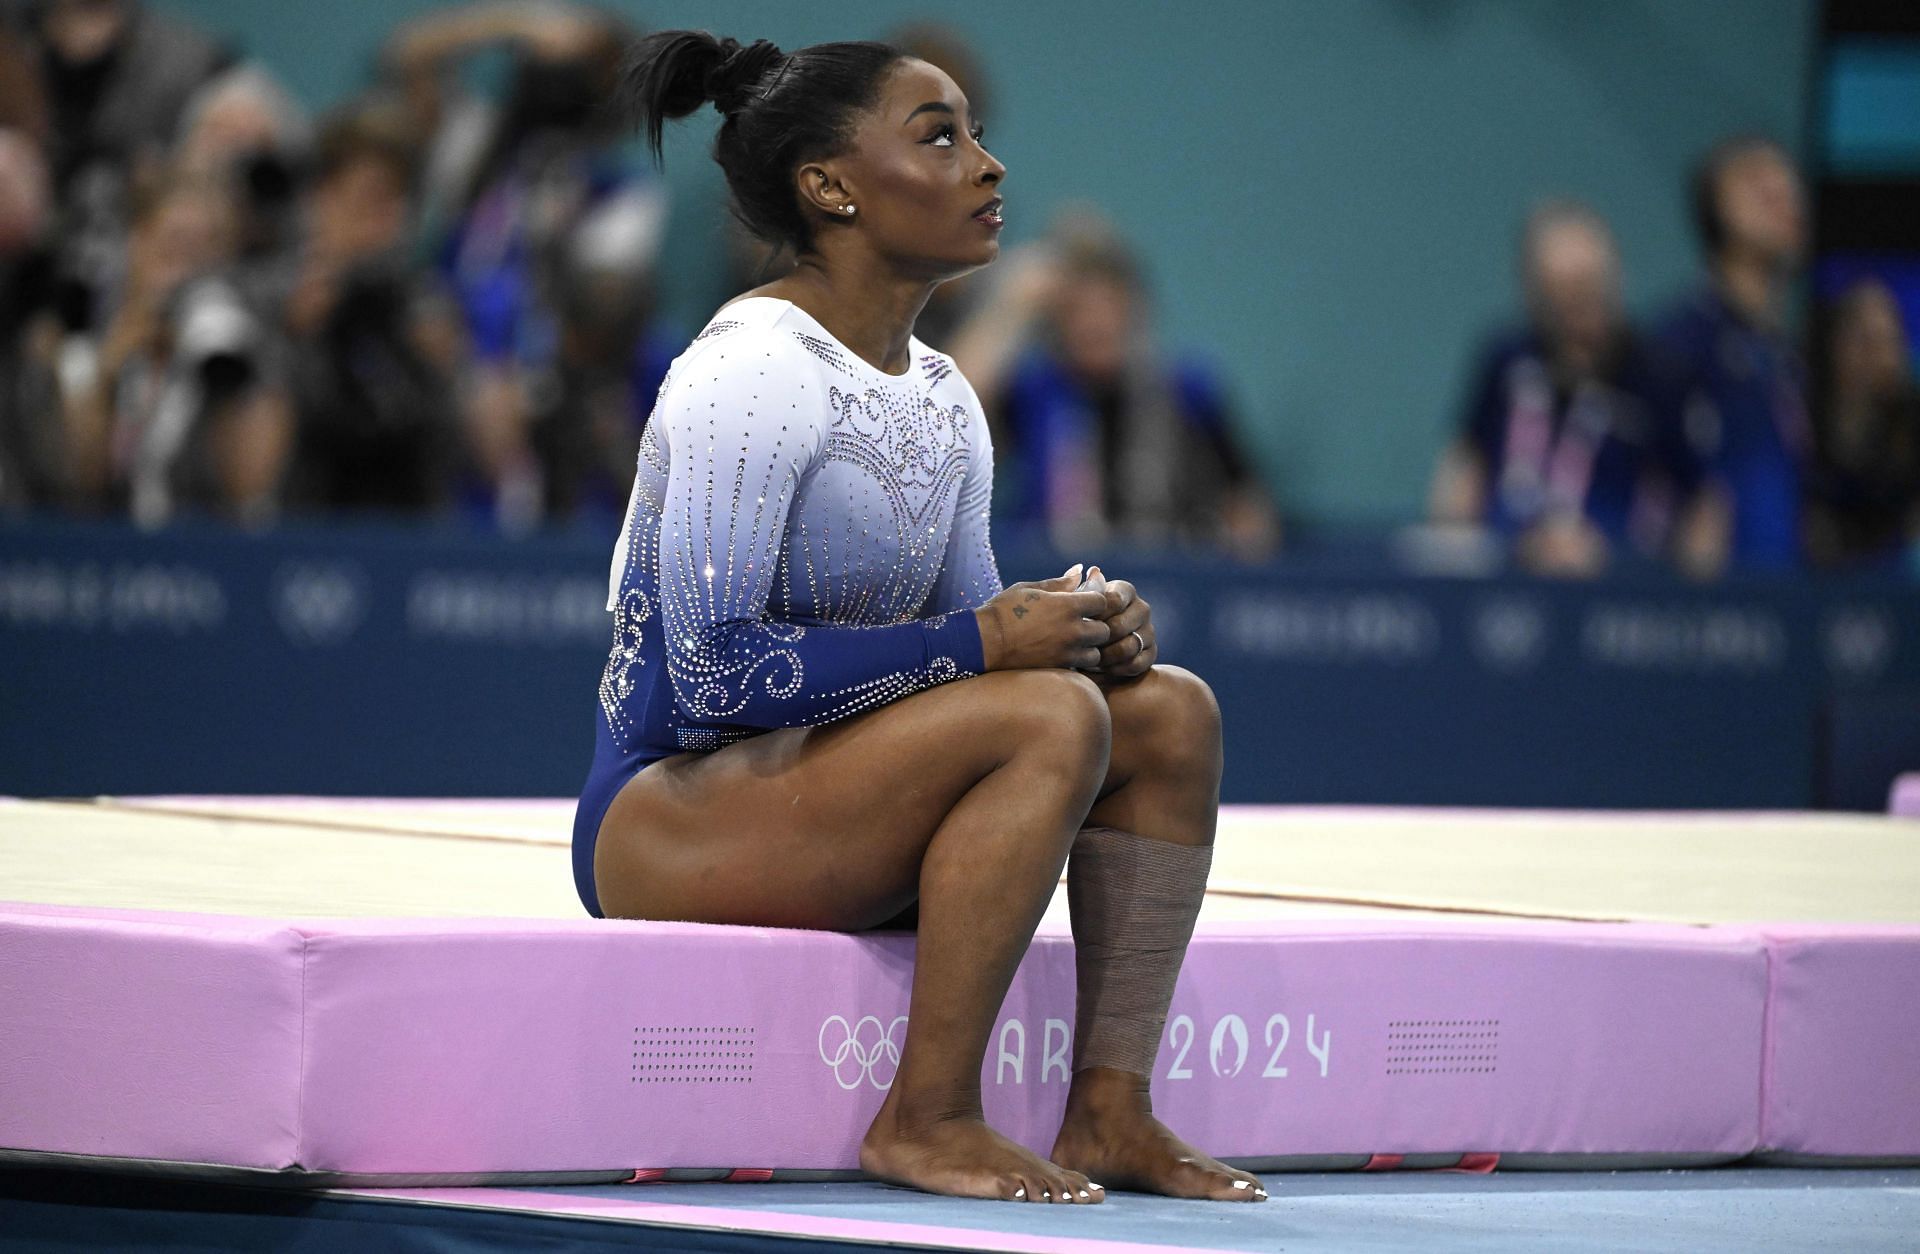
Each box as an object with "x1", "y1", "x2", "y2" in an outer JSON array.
[{"x1": 3, "y1": 797, "x2": 1915, "y2": 925}]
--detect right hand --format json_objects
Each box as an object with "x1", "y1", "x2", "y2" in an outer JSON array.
[{"x1": 974, "y1": 563, "x2": 1112, "y2": 672}]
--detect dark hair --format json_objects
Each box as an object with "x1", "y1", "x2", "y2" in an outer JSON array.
[
  {"x1": 1689, "y1": 134, "x2": 1788, "y2": 257},
  {"x1": 313, "y1": 98, "x2": 420, "y2": 191},
  {"x1": 622, "y1": 30, "x2": 904, "y2": 253}
]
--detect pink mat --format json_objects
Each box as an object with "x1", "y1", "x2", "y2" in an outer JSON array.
[
  {"x1": 1754, "y1": 925, "x2": 1920, "y2": 1163},
  {"x1": 1892, "y1": 773, "x2": 1920, "y2": 818},
  {"x1": 0, "y1": 902, "x2": 1796, "y2": 1181}
]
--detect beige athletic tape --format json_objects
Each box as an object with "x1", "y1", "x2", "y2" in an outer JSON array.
[{"x1": 1066, "y1": 825, "x2": 1214, "y2": 1076}]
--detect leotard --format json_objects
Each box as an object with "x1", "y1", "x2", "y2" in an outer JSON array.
[{"x1": 571, "y1": 297, "x2": 1002, "y2": 916}]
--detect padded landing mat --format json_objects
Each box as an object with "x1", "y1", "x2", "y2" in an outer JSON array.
[{"x1": 7, "y1": 797, "x2": 1918, "y2": 924}]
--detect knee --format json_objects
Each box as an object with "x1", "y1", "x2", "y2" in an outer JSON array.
[
  {"x1": 993, "y1": 668, "x2": 1112, "y2": 777},
  {"x1": 1116, "y1": 664, "x2": 1222, "y2": 777}
]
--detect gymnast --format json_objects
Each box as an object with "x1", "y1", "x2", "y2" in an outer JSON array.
[{"x1": 573, "y1": 30, "x2": 1265, "y2": 1206}]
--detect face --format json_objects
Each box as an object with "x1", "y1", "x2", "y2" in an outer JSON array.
[
  {"x1": 1057, "y1": 273, "x2": 1135, "y2": 382},
  {"x1": 181, "y1": 89, "x2": 283, "y2": 174},
  {"x1": 43, "y1": 0, "x2": 127, "y2": 67},
  {"x1": 1716, "y1": 147, "x2": 1805, "y2": 266},
  {"x1": 313, "y1": 157, "x2": 410, "y2": 261},
  {"x1": 1525, "y1": 220, "x2": 1620, "y2": 367},
  {"x1": 808, "y1": 58, "x2": 1005, "y2": 278},
  {"x1": 1832, "y1": 283, "x2": 1910, "y2": 400},
  {"x1": 132, "y1": 186, "x2": 232, "y2": 298}
]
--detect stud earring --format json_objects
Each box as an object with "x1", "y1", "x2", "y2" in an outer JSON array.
[{"x1": 843, "y1": 204, "x2": 856, "y2": 215}]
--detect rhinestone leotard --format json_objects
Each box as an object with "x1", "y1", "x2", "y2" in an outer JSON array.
[{"x1": 570, "y1": 297, "x2": 1003, "y2": 916}]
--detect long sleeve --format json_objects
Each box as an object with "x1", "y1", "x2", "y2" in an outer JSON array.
[
  {"x1": 655, "y1": 347, "x2": 984, "y2": 732},
  {"x1": 925, "y1": 394, "x2": 1003, "y2": 614}
]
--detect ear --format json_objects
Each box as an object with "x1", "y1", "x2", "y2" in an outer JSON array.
[{"x1": 794, "y1": 158, "x2": 857, "y2": 220}]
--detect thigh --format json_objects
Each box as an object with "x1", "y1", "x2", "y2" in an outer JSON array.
[{"x1": 593, "y1": 668, "x2": 1101, "y2": 929}]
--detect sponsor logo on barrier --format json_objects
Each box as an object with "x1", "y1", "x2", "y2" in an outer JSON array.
[
  {"x1": 818, "y1": 1015, "x2": 907, "y2": 1091},
  {"x1": 407, "y1": 571, "x2": 610, "y2": 644},
  {"x1": 1470, "y1": 597, "x2": 1548, "y2": 674},
  {"x1": 824, "y1": 1010, "x2": 1334, "y2": 1089},
  {"x1": 1822, "y1": 608, "x2": 1893, "y2": 681},
  {"x1": 272, "y1": 562, "x2": 368, "y2": 646},
  {"x1": 1214, "y1": 593, "x2": 1439, "y2": 664},
  {"x1": 0, "y1": 561, "x2": 226, "y2": 632},
  {"x1": 1580, "y1": 604, "x2": 1787, "y2": 673}
]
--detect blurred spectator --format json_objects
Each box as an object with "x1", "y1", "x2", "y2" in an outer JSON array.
[
  {"x1": 174, "y1": 63, "x2": 311, "y2": 303},
  {"x1": 950, "y1": 208, "x2": 1280, "y2": 557},
  {"x1": 1804, "y1": 279, "x2": 1920, "y2": 570},
  {"x1": 11, "y1": 0, "x2": 230, "y2": 337},
  {"x1": 380, "y1": 2, "x2": 667, "y2": 530},
  {"x1": 60, "y1": 167, "x2": 289, "y2": 525},
  {"x1": 1429, "y1": 201, "x2": 1694, "y2": 577},
  {"x1": 0, "y1": 20, "x2": 49, "y2": 142},
  {"x1": 1658, "y1": 136, "x2": 1812, "y2": 576},
  {"x1": 0, "y1": 127, "x2": 63, "y2": 512},
  {"x1": 280, "y1": 100, "x2": 464, "y2": 515}
]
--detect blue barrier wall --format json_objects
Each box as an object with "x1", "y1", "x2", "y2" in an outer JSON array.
[{"x1": 5, "y1": 519, "x2": 1916, "y2": 809}]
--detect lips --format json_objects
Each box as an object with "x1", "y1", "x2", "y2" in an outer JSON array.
[{"x1": 972, "y1": 196, "x2": 1004, "y2": 224}]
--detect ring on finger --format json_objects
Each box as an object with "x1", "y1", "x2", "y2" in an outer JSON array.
[{"x1": 1130, "y1": 629, "x2": 1146, "y2": 654}]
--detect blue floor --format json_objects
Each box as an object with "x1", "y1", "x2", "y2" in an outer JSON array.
[
  {"x1": 4, "y1": 1167, "x2": 1917, "y2": 1252},
  {"x1": 560, "y1": 1169, "x2": 1920, "y2": 1252}
]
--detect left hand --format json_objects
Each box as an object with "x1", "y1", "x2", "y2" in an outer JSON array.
[{"x1": 1079, "y1": 564, "x2": 1156, "y2": 680}]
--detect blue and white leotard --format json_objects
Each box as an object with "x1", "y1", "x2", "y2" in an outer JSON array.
[{"x1": 571, "y1": 297, "x2": 1003, "y2": 917}]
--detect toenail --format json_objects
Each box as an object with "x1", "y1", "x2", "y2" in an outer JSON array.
[
  {"x1": 1255, "y1": 1189, "x2": 1269, "y2": 1199},
  {"x1": 1013, "y1": 1187, "x2": 1025, "y2": 1199},
  {"x1": 1233, "y1": 1180, "x2": 1251, "y2": 1190},
  {"x1": 1078, "y1": 1189, "x2": 1089, "y2": 1198}
]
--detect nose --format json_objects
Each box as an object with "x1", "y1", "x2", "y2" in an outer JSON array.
[{"x1": 976, "y1": 143, "x2": 1005, "y2": 187}]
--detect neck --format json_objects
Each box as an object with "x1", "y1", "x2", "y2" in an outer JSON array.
[
  {"x1": 1713, "y1": 250, "x2": 1782, "y2": 328},
  {"x1": 773, "y1": 247, "x2": 939, "y2": 376}
]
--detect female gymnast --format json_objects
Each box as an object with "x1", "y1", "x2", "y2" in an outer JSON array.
[{"x1": 573, "y1": 30, "x2": 1264, "y2": 1206}]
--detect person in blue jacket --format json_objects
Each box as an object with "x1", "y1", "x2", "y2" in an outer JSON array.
[{"x1": 1656, "y1": 136, "x2": 1812, "y2": 575}]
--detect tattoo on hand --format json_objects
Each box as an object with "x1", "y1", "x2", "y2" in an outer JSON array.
[{"x1": 1012, "y1": 605, "x2": 1027, "y2": 618}]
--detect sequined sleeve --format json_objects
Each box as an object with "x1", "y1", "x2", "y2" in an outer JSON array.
[
  {"x1": 925, "y1": 388, "x2": 1003, "y2": 613},
  {"x1": 655, "y1": 349, "x2": 986, "y2": 731}
]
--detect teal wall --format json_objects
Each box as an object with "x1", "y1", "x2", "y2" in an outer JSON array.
[{"x1": 158, "y1": 0, "x2": 1815, "y2": 525}]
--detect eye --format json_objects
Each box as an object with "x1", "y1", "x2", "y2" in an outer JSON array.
[{"x1": 927, "y1": 123, "x2": 986, "y2": 149}]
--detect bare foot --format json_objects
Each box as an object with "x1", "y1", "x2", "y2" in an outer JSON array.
[
  {"x1": 861, "y1": 1088, "x2": 1106, "y2": 1203},
  {"x1": 1050, "y1": 1068, "x2": 1268, "y2": 1202}
]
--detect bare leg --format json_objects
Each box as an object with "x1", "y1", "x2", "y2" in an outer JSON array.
[
  {"x1": 1049, "y1": 665, "x2": 1268, "y2": 1201},
  {"x1": 594, "y1": 667, "x2": 1112, "y2": 1203}
]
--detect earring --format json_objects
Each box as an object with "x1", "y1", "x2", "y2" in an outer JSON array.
[{"x1": 843, "y1": 204, "x2": 856, "y2": 215}]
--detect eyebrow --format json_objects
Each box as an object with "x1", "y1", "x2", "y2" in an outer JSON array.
[{"x1": 903, "y1": 102, "x2": 955, "y2": 124}]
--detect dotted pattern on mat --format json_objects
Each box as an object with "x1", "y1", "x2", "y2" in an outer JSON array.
[
  {"x1": 1384, "y1": 1018, "x2": 1500, "y2": 1076},
  {"x1": 632, "y1": 1026, "x2": 757, "y2": 1084}
]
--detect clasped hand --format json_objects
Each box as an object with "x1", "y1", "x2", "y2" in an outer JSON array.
[{"x1": 976, "y1": 562, "x2": 1156, "y2": 680}]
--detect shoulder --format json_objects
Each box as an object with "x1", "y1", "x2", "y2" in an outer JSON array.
[
  {"x1": 664, "y1": 299, "x2": 826, "y2": 393},
  {"x1": 652, "y1": 301, "x2": 835, "y2": 445},
  {"x1": 1474, "y1": 325, "x2": 1541, "y2": 373}
]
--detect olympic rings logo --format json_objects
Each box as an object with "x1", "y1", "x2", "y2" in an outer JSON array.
[{"x1": 818, "y1": 1015, "x2": 908, "y2": 1090}]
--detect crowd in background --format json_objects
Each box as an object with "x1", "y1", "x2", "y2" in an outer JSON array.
[
  {"x1": 1430, "y1": 138, "x2": 1920, "y2": 578},
  {"x1": 0, "y1": 0, "x2": 1913, "y2": 577}
]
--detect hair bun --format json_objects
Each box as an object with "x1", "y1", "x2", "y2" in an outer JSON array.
[{"x1": 705, "y1": 37, "x2": 787, "y2": 115}]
